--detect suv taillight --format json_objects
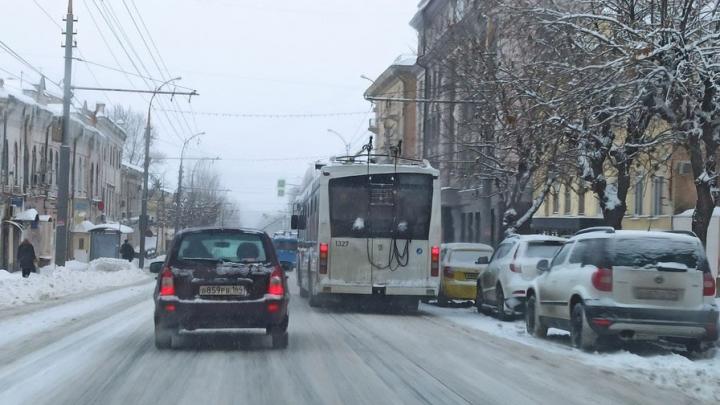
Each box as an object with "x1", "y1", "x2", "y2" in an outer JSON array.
[
  {"x1": 443, "y1": 266, "x2": 454, "y2": 279},
  {"x1": 319, "y1": 243, "x2": 329, "y2": 275},
  {"x1": 591, "y1": 267, "x2": 613, "y2": 292},
  {"x1": 431, "y1": 246, "x2": 440, "y2": 277},
  {"x1": 159, "y1": 267, "x2": 175, "y2": 296},
  {"x1": 703, "y1": 272, "x2": 716, "y2": 297},
  {"x1": 268, "y1": 266, "x2": 285, "y2": 296}
]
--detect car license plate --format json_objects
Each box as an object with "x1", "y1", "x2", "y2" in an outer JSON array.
[
  {"x1": 464, "y1": 273, "x2": 478, "y2": 280},
  {"x1": 634, "y1": 288, "x2": 680, "y2": 301},
  {"x1": 199, "y1": 285, "x2": 248, "y2": 296}
]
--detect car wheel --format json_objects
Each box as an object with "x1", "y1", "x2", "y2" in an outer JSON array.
[
  {"x1": 308, "y1": 271, "x2": 320, "y2": 308},
  {"x1": 475, "y1": 283, "x2": 487, "y2": 314},
  {"x1": 496, "y1": 285, "x2": 510, "y2": 321},
  {"x1": 154, "y1": 323, "x2": 174, "y2": 350},
  {"x1": 571, "y1": 302, "x2": 598, "y2": 351},
  {"x1": 525, "y1": 294, "x2": 547, "y2": 338},
  {"x1": 271, "y1": 331, "x2": 289, "y2": 349}
]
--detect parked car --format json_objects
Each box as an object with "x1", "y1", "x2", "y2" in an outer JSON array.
[
  {"x1": 477, "y1": 235, "x2": 566, "y2": 319},
  {"x1": 437, "y1": 243, "x2": 494, "y2": 306},
  {"x1": 151, "y1": 227, "x2": 289, "y2": 349},
  {"x1": 525, "y1": 228, "x2": 718, "y2": 352}
]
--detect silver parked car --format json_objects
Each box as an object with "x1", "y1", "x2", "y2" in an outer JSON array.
[{"x1": 477, "y1": 235, "x2": 566, "y2": 319}]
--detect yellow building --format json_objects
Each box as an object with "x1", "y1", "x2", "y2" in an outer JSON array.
[{"x1": 533, "y1": 146, "x2": 696, "y2": 235}]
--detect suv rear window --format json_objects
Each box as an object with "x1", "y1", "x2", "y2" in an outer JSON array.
[
  {"x1": 273, "y1": 239, "x2": 297, "y2": 251},
  {"x1": 176, "y1": 231, "x2": 268, "y2": 264},
  {"x1": 525, "y1": 241, "x2": 563, "y2": 258},
  {"x1": 451, "y1": 250, "x2": 492, "y2": 264},
  {"x1": 570, "y1": 237, "x2": 709, "y2": 272}
]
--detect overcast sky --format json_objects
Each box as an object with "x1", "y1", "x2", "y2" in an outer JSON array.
[{"x1": 1, "y1": 0, "x2": 419, "y2": 226}]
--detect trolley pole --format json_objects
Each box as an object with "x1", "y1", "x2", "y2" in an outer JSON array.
[{"x1": 55, "y1": 0, "x2": 75, "y2": 266}]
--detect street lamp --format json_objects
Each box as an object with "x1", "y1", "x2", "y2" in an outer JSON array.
[
  {"x1": 139, "y1": 76, "x2": 181, "y2": 269},
  {"x1": 175, "y1": 131, "x2": 205, "y2": 233},
  {"x1": 327, "y1": 129, "x2": 351, "y2": 156}
]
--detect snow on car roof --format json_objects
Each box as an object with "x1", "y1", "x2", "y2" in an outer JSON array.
[
  {"x1": 504, "y1": 234, "x2": 567, "y2": 243},
  {"x1": 571, "y1": 229, "x2": 700, "y2": 242}
]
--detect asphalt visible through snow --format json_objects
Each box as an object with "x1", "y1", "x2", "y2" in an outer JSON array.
[{"x1": 0, "y1": 274, "x2": 700, "y2": 405}]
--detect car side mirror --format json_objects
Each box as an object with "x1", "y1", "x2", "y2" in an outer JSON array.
[
  {"x1": 536, "y1": 259, "x2": 550, "y2": 273},
  {"x1": 149, "y1": 261, "x2": 164, "y2": 274},
  {"x1": 475, "y1": 256, "x2": 489, "y2": 265}
]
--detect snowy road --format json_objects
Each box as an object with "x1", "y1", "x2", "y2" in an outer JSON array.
[{"x1": 0, "y1": 276, "x2": 702, "y2": 405}]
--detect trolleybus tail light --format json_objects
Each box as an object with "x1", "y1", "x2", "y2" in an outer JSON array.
[
  {"x1": 431, "y1": 246, "x2": 440, "y2": 277},
  {"x1": 319, "y1": 243, "x2": 329, "y2": 275}
]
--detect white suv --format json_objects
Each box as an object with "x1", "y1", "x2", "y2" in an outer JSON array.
[
  {"x1": 477, "y1": 235, "x2": 566, "y2": 319},
  {"x1": 526, "y1": 228, "x2": 719, "y2": 352}
]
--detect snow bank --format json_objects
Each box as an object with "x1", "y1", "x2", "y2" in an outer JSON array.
[
  {"x1": 423, "y1": 304, "x2": 720, "y2": 402},
  {"x1": 0, "y1": 259, "x2": 151, "y2": 308}
]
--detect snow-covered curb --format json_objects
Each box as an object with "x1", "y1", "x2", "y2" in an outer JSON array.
[
  {"x1": 0, "y1": 259, "x2": 152, "y2": 308},
  {"x1": 422, "y1": 303, "x2": 720, "y2": 402}
]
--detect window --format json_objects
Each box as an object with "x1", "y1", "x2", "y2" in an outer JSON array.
[
  {"x1": 550, "y1": 242, "x2": 572, "y2": 268},
  {"x1": 563, "y1": 185, "x2": 571, "y2": 215},
  {"x1": 578, "y1": 188, "x2": 586, "y2": 216},
  {"x1": 328, "y1": 174, "x2": 433, "y2": 240},
  {"x1": 634, "y1": 176, "x2": 644, "y2": 216},
  {"x1": 491, "y1": 243, "x2": 513, "y2": 261},
  {"x1": 451, "y1": 249, "x2": 492, "y2": 264},
  {"x1": 175, "y1": 231, "x2": 268, "y2": 263},
  {"x1": 653, "y1": 177, "x2": 664, "y2": 216},
  {"x1": 475, "y1": 212, "x2": 481, "y2": 243},
  {"x1": 552, "y1": 186, "x2": 559, "y2": 214},
  {"x1": 525, "y1": 241, "x2": 564, "y2": 259}
]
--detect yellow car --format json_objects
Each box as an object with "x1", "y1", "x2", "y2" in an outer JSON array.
[{"x1": 437, "y1": 243, "x2": 494, "y2": 306}]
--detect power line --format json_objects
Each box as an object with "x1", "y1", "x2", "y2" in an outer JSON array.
[
  {"x1": 0, "y1": 40, "x2": 62, "y2": 88},
  {"x1": 72, "y1": 57, "x2": 196, "y2": 90},
  {"x1": 154, "y1": 109, "x2": 372, "y2": 119},
  {"x1": 32, "y1": 0, "x2": 63, "y2": 30}
]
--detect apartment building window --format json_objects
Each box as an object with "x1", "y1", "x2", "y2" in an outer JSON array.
[
  {"x1": 461, "y1": 213, "x2": 467, "y2": 241},
  {"x1": 475, "y1": 213, "x2": 481, "y2": 242},
  {"x1": 563, "y1": 185, "x2": 571, "y2": 215},
  {"x1": 634, "y1": 177, "x2": 644, "y2": 216},
  {"x1": 552, "y1": 186, "x2": 559, "y2": 214},
  {"x1": 578, "y1": 188, "x2": 586, "y2": 216},
  {"x1": 653, "y1": 177, "x2": 664, "y2": 216}
]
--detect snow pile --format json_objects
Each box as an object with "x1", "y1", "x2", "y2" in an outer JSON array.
[
  {"x1": 0, "y1": 260, "x2": 151, "y2": 308},
  {"x1": 423, "y1": 304, "x2": 720, "y2": 402},
  {"x1": 88, "y1": 258, "x2": 135, "y2": 272}
]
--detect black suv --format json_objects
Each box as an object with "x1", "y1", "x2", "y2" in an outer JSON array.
[{"x1": 151, "y1": 228, "x2": 289, "y2": 349}]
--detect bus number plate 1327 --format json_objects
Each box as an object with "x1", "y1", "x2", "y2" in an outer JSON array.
[{"x1": 335, "y1": 240, "x2": 349, "y2": 247}]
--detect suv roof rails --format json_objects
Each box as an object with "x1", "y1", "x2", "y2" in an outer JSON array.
[
  {"x1": 665, "y1": 230, "x2": 699, "y2": 238},
  {"x1": 574, "y1": 226, "x2": 615, "y2": 236}
]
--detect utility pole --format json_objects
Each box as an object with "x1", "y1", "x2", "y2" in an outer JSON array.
[
  {"x1": 174, "y1": 132, "x2": 204, "y2": 234},
  {"x1": 139, "y1": 77, "x2": 191, "y2": 269},
  {"x1": 55, "y1": 0, "x2": 75, "y2": 266}
]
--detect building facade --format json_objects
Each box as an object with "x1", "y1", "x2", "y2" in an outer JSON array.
[{"x1": 0, "y1": 78, "x2": 130, "y2": 266}]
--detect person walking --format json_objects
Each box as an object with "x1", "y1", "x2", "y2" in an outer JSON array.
[
  {"x1": 17, "y1": 238, "x2": 37, "y2": 278},
  {"x1": 120, "y1": 239, "x2": 135, "y2": 262}
]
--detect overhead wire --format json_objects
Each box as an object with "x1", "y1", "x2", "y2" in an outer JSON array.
[{"x1": 91, "y1": 0, "x2": 186, "y2": 142}]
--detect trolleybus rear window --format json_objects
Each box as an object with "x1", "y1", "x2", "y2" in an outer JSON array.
[{"x1": 329, "y1": 173, "x2": 433, "y2": 239}]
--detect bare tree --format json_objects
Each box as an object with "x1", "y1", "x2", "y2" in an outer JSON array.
[{"x1": 111, "y1": 105, "x2": 149, "y2": 166}]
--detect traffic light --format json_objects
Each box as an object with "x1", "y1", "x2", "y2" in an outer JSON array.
[{"x1": 277, "y1": 179, "x2": 286, "y2": 197}]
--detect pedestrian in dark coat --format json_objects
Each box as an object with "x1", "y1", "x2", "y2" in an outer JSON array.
[
  {"x1": 120, "y1": 239, "x2": 135, "y2": 262},
  {"x1": 17, "y1": 238, "x2": 37, "y2": 278}
]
